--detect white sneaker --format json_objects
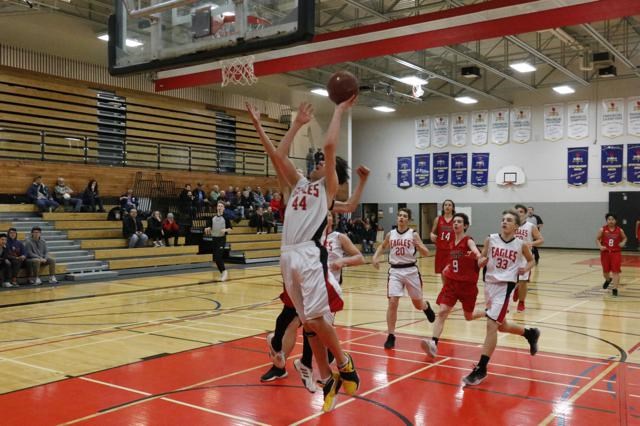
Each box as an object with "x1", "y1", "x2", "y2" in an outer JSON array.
[
  {"x1": 2, "y1": 282, "x2": 13, "y2": 288},
  {"x1": 220, "y1": 270, "x2": 228, "y2": 282},
  {"x1": 34, "y1": 278, "x2": 42, "y2": 286},
  {"x1": 294, "y1": 359, "x2": 317, "y2": 393},
  {"x1": 421, "y1": 339, "x2": 438, "y2": 358},
  {"x1": 49, "y1": 276, "x2": 58, "y2": 284},
  {"x1": 266, "y1": 333, "x2": 286, "y2": 369}
]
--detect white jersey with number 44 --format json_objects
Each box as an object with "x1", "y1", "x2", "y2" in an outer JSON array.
[{"x1": 282, "y1": 177, "x2": 327, "y2": 246}]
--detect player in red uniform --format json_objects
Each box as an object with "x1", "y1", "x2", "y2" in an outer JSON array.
[
  {"x1": 422, "y1": 212, "x2": 485, "y2": 357},
  {"x1": 596, "y1": 212, "x2": 627, "y2": 296},
  {"x1": 430, "y1": 200, "x2": 455, "y2": 284}
]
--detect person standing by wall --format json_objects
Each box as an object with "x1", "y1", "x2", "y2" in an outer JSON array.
[{"x1": 526, "y1": 206, "x2": 544, "y2": 264}]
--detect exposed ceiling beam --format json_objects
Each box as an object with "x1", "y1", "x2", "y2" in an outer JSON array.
[{"x1": 582, "y1": 23, "x2": 640, "y2": 78}]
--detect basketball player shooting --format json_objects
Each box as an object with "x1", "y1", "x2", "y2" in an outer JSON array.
[{"x1": 246, "y1": 95, "x2": 360, "y2": 413}]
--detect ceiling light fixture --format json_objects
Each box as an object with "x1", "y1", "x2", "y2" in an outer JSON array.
[
  {"x1": 455, "y1": 96, "x2": 478, "y2": 104},
  {"x1": 398, "y1": 76, "x2": 428, "y2": 86},
  {"x1": 373, "y1": 106, "x2": 396, "y2": 113},
  {"x1": 553, "y1": 85, "x2": 575, "y2": 94},
  {"x1": 310, "y1": 88, "x2": 329, "y2": 97},
  {"x1": 509, "y1": 62, "x2": 537, "y2": 73}
]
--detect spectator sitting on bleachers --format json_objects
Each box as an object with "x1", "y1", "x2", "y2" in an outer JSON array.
[
  {"x1": 123, "y1": 208, "x2": 148, "y2": 248},
  {"x1": 54, "y1": 177, "x2": 83, "y2": 212},
  {"x1": 24, "y1": 227, "x2": 57, "y2": 285},
  {"x1": 269, "y1": 192, "x2": 283, "y2": 222},
  {"x1": 194, "y1": 182, "x2": 210, "y2": 210},
  {"x1": 26, "y1": 176, "x2": 60, "y2": 212},
  {"x1": 82, "y1": 179, "x2": 105, "y2": 212},
  {"x1": 7, "y1": 228, "x2": 26, "y2": 287},
  {"x1": 252, "y1": 186, "x2": 266, "y2": 208},
  {"x1": 0, "y1": 234, "x2": 12, "y2": 288},
  {"x1": 146, "y1": 210, "x2": 164, "y2": 247},
  {"x1": 119, "y1": 189, "x2": 139, "y2": 212},
  {"x1": 209, "y1": 185, "x2": 220, "y2": 204},
  {"x1": 264, "y1": 189, "x2": 272, "y2": 203},
  {"x1": 162, "y1": 213, "x2": 180, "y2": 246},
  {"x1": 250, "y1": 206, "x2": 267, "y2": 234},
  {"x1": 226, "y1": 190, "x2": 241, "y2": 218},
  {"x1": 263, "y1": 206, "x2": 278, "y2": 234},
  {"x1": 240, "y1": 189, "x2": 253, "y2": 219}
]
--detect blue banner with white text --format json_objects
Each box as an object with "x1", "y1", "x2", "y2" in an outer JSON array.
[
  {"x1": 627, "y1": 144, "x2": 640, "y2": 184},
  {"x1": 397, "y1": 156, "x2": 412, "y2": 189},
  {"x1": 433, "y1": 152, "x2": 449, "y2": 186},
  {"x1": 567, "y1": 147, "x2": 588, "y2": 186},
  {"x1": 450, "y1": 153, "x2": 468, "y2": 188},
  {"x1": 601, "y1": 145, "x2": 623, "y2": 184},
  {"x1": 414, "y1": 154, "x2": 430, "y2": 187},
  {"x1": 470, "y1": 153, "x2": 489, "y2": 188}
]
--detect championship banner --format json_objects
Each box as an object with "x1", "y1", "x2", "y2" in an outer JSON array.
[
  {"x1": 628, "y1": 97, "x2": 640, "y2": 137},
  {"x1": 471, "y1": 110, "x2": 488, "y2": 146},
  {"x1": 601, "y1": 145, "x2": 624, "y2": 184},
  {"x1": 601, "y1": 98, "x2": 624, "y2": 138},
  {"x1": 567, "y1": 101, "x2": 589, "y2": 140},
  {"x1": 627, "y1": 144, "x2": 640, "y2": 184},
  {"x1": 414, "y1": 154, "x2": 430, "y2": 187},
  {"x1": 432, "y1": 116, "x2": 449, "y2": 148},
  {"x1": 433, "y1": 152, "x2": 449, "y2": 186},
  {"x1": 450, "y1": 153, "x2": 468, "y2": 188},
  {"x1": 397, "y1": 156, "x2": 412, "y2": 189},
  {"x1": 451, "y1": 113, "x2": 468, "y2": 147},
  {"x1": 567, "y1": 147, "x2": 588, "y2": 186},
  {"x1": 415, "y1": 117, "x2": 431, "y2": 149},
  {"x1": 490, "y1": 109, "x2": 509, "y2": 145},
  {"x1": 471, "y1": 153, "x2": 490, "y2": 188},
  {"x1": 510, "y1": 107, "x2": 531, "y2": 143},
  {"x1": 543, "y1": 103, "x2": 564, "y2": 141}
]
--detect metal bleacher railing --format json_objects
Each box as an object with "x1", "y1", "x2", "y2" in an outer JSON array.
[{"x1": 0, "y1": 125, "x2": 308, "y2": 176}]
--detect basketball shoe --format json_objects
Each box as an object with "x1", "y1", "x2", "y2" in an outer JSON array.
[
  {"x1": 322, "y1": 372, "x2": 342, "y2": 412},
  {"x1": 462, "y1": 365, "x2": 487, "y2": 386},
  {"x1": 260, "y1": 365, "x2": 287, "y2": 382},
  {"x1": 421, "y1": 339, "x2": 437, "y2": 358},
  {"x1": 294, "y1": 359, "x2": 317, "y2": 393},
  {"x1": 383, "y1": 333, "x2": 395, "y2": 349},
  {"x1": 524, "y1": 327, "x2": 540, "y2": 355},
  {"x1": 338, "y1": 352, "x2": 360, "y2": 395},
  {"x1": 612, "y1": 288, "x2": 618, "y2": 297},
  {"x1": 266, "y1": 333, "x2": 286, "y2": 369},
  {"x1": 602, "y1": 278, "x2": 612, "y2": 289},
  {"x1": 517, "y1": 301, "x2": 525, "y2": 312},
  {"x1": 423, "y1": 302, "x2": 436, "y2": 323}
]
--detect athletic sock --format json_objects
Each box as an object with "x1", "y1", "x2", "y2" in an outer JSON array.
[
  {"x1": 433, "y1": 337, "x2": 439, "y2": 346},
  {"x1": 301, "y1": 334, "x2": 313, "y2": 368},
  {"x1": 477, "y1": 354, "x2": 490, "y2": 370}
]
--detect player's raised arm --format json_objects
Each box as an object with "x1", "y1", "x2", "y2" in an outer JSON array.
[
  {"x1": 333, "y1": 165, "x2": 370, "y2": 213},
  {"x1": 372, "y1": 231, "x2": 390, "y2": 270},
  {"x1": 324, "y1": 96, "x2": 357, "y2": 202}
]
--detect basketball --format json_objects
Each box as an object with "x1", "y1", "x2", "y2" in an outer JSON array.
[{"x1": 327, "y1": 71, "x2": 359, "y2": 104}]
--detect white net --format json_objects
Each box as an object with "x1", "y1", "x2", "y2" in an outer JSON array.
[{"x1": 221, "y1": 55, "x2": 258, "y2": 87}]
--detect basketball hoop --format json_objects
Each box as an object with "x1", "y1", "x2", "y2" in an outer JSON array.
[{"x1": 221, "y1": 55, "x2": 258, "y2": 87}]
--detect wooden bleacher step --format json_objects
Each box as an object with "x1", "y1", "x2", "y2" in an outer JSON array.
[
  {"x1": 94, "y1": 245, "x2": 198, "y2": 260},
  {"x1": 109, "y1": 254, "x2": 211, "y2": 271}
]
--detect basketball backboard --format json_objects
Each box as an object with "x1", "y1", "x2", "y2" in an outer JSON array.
[{"x1": 108, "y1": 0, "x2": 313, "y2": 76}]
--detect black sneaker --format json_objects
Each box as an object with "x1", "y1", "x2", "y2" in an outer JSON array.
[
  {"x1": 423, "y1": 302, "x2": 436, "y2": 323},
  {"x1": 260, "y1": 365, "x2": 287, "y2": 382},
  {"x1": 603, "y1": 278, "x2": 612, "y2": 289},
  {"x1": 612, "y1": 288, "x2": 618, "y2": 297},
  {"x1": 383, "y1": 334, "x2": 396, "y2": 349},
  {"x1": 462, "y1": 365, "x2": 487, "y2": 386},
  {"x1": 525, "y1": 328, "x2": 541, "y2": 356}
]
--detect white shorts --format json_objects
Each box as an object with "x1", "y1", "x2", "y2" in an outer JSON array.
[
  {"x1": 518, "y1": 270, "x2": 531, "y2": 281},
  {"x1": 387, "y1": 266, "x2": 423, "y2": 300},
  {"x1": 484, "y1": 281, "x2": 516, "y2": 324},
  {"x1": 280, "y1": 241, "x2": 343, "y2": 324}
]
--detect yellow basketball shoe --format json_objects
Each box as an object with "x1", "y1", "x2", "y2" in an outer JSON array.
[
  {"x1": 322, "y1": 372, "x2": 342, "y2": 412},
  {"x1": 338, "y1": 352, "x2": 360, "y2": 395}
]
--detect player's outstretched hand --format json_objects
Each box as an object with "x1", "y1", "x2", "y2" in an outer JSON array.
[
  {"x1": 477, "y1": 256, "x2": 488, "y2": 268},
  {"x1": 295, "y1": 102, "x2": 314, "y2": 125},
  {"x1": 337, "y1": 94, "x2": 358, "y2": 111},
  {"x1": 356, "y1": 165, "x2": 370, "y2": 180},
  {"x1": 245, "y1": 103, "x2": 260, "y2": 125}
]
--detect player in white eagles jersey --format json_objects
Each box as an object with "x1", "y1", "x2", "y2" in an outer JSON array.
[
  {"x1": 513, "y1": 204, "x2": 544, "y2": 312},
  {"x1": 462, "y1": 209, "x2": 541, "y2": 386},
  {"x1": 373, "y1": 208, "x2": 435, "y2": 349},
  {"x1": 247, "y1": 97, "x2": 360, "y2": 413}
]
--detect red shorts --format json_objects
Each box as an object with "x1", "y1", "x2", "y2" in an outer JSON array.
[
  {"x1": 435, "y1": 248, "x2": 450, "y2": 274},
  {"x1": 436, "y1": 277, "x2": 478, "y2": 313},
  {"x1": 600, "y1": 250, "x2": 622, "y2": 273}
]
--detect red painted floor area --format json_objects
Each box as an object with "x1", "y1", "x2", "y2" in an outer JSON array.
[
  {"x1": 576, "y1": 254, "x2": 640, "y2": 268},
  {"x1": 0, "y1": 327, "x2": 635, "y2": 426}
]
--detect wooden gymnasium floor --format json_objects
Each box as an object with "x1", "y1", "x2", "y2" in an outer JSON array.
[{"x1": 0, "y1": 249, "x2": 638, "y2": 425}]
